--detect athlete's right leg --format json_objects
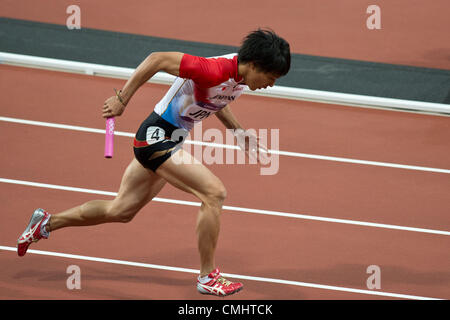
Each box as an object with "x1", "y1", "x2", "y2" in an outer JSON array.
[
  {"x1": 155, "y1": 149, "x2": 243, "y2": 296},
  {"x1": 47, "y1": 158, "x2": 166, "y2": 232}
]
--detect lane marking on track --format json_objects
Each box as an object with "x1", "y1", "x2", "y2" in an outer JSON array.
[
  {"x1": 1, "y1": 177, "x2": 449, "y2": 236},
  {"x1": 0, "y1": 246, "x2": 442, "y2": 300},
  {"x1": 1, "y1": 116, "x2": 449, "y2": 174},
  {"x1": 1, "y1": 52, "x2": 449, "y2": 116}
]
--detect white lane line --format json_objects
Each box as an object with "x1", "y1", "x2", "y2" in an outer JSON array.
[
  {"x1": 1, "y1": 177, "x2": 449, "y2": 236},
  {"x1": 0, "y1": 246, "x2": 441, "y2": 300},
  {"x1": 2, "y1": 51, "x2": 449, "y2": 116},
  {"x1": 1, "y1": 116, "x2": 449, "y2": 174}
]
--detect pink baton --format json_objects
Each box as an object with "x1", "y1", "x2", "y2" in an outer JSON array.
[{"x1": 104, "y1": 117, "x2": 115, "y2": 158}]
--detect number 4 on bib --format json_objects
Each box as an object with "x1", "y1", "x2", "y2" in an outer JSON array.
[{"x1": 146, "y1": 126, "x2": 166, "y2": 145}]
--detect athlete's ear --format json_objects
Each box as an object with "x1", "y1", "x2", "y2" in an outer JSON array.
[
  {"x1": 248, "y1": 62, "x2": 258, "y2": 71},
  {"x1": 249, "y1": 62, "x2": 264, "y2": 74}
]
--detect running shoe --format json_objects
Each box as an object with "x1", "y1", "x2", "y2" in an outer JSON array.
[
  {"x1": 197, "y1": 268, "x2": 243, "y2": 296},
  {"x1": 17, "y1": 208, "x2": 51, "y2": 257}
]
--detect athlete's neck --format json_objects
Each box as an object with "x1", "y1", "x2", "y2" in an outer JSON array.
[{"x1": 237, "y1": 63, "x2": 249, "y2": 85}]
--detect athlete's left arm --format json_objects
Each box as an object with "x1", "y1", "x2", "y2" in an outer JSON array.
[
  {"x1": 216, "y1": 106, "x2": 269, "y2": 161},
  {"x1": 215, "y1": 105, "x2": 243, "y2": 132}
]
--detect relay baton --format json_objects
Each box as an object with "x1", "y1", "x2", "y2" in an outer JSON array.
[{"x1": 104, "y1": 117, "x2": 115, "y2": 158}]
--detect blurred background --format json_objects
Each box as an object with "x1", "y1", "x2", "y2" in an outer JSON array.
[{"x1": 1, "y1": 0, "x2": 450, "y2": 103}]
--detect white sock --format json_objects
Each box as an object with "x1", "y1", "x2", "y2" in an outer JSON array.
[{"x1": 198, "y1": 274, "x2": 212, "y2": 284}]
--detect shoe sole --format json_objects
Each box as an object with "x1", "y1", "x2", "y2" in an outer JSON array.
[{"x1": 197, "y1": 284, "x2": 243, "y2": 297}]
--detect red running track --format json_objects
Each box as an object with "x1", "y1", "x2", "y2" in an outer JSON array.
[
  {"x1": 0, "y1": 65, "x2": 449, "y2": 300},
  {"x1": 1, "y1": 0, "x2": 449, "y2": 69}
]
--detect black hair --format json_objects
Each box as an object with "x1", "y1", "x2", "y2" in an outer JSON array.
[{"x1": 238, "y1": 28, "x2": 291, "y2": 76}]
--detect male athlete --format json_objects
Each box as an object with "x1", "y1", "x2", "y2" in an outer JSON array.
[{"x1": 17, "y1": 29, "x2": 291, "y2": 297}]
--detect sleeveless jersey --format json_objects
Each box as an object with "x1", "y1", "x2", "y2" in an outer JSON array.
[{"x1": 153, "y1": 53, "x2": 247, "y2": 131}]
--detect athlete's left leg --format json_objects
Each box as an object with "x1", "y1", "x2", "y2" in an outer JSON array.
[
  {"x1": 47, "y1": 158, "x2": 166, "y2": 231},
  {"x1": 17, "y1": 158, "x2": 166, "y2": 256}
]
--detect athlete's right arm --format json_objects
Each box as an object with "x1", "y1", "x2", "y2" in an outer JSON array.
[
  {"x1": 102, "y1": 52, "x2": 183, "y2": 118},
  {"x1": 121, "y1": 52, "x2": 183, "y2": 105}
]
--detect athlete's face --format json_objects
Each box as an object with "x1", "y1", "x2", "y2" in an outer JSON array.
[{"x1": 243, "y1": 64, "x2": 280, "y2": 91}]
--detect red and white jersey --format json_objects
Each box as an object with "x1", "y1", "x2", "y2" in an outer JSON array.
[{"x1": 154, "y1": 53, "x2": 247, "y2": 130}]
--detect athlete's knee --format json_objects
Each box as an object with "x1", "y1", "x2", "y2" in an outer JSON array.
[
  {"x1": 203, "y1": 182, "x2": 227, "y2": 208},
  {"x1": 111, "y1": 209, "x2": 137, "y2": 223},
  {"x1": 107, "y1": 201, "x2": 139, "y2": 223}
]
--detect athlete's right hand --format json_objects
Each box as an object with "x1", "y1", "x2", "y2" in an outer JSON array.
[{"x1": 102, "y1": 95, "x2": 125, "y2": 118}]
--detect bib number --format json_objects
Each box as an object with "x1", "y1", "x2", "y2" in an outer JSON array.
[{"x1": 146, "y1": 126, "x2": 166, "y2": 145}]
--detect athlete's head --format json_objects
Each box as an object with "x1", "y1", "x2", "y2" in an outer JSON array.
[{"x1": 238, "y1": 29, "x2": 291, "y2": 91}]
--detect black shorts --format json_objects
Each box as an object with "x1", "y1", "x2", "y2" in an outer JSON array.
[{"x1": 133, "y1": 112, "x2": 188, "y2": 172}]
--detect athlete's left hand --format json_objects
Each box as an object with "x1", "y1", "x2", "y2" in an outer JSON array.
[{"x1": 234, "y1": 129, "x2": 270, "y2": 164}]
